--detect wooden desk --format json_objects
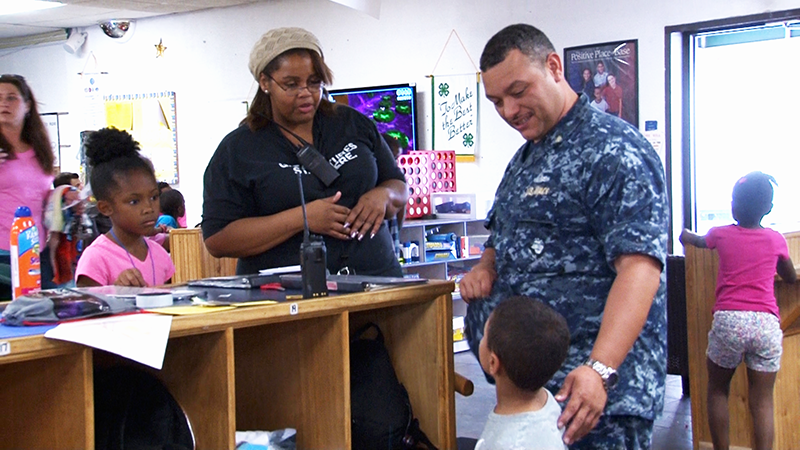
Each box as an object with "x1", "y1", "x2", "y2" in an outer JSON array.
[
  {"x1": 684, "y1": 246, "x2": 800, "y2": 449},
  {"x1": 0, "y1": 281, "x2": 457, "y2": 449}
]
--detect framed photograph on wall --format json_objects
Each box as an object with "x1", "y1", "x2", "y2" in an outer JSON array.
[{"x1": 564, "y1": 39, "x2": 638, "y2": 127}]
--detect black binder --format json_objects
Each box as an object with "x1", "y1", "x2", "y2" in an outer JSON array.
[{"x1": 280, "y1": 274, "x2": 427, "y2": 293}]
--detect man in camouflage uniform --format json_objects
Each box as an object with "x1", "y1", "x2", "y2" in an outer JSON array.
[{"x1": 460, "y1": 24, "x2": 668, "y2": 449}]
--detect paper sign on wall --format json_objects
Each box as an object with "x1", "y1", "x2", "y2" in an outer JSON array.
[
  {"x1": 81, "y1": 73, "x2": 107, "y2": 131},
  {"x1": 432, "y1": 74, "x2": 479, "y2": 157},
  {"x1": 104, "y1": 91, "x2": 179, "y2": 184}
]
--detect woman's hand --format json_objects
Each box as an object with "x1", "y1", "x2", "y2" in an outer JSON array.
[
  {"x1": 114, "y1": 268, "x2": 148, "y2": 287},
  {"x1": 345, "y1": 187, "x2": 391, "y2": 240},
  {"x1": 306, "y1": 191, "x2": 352, "y2": 240}
]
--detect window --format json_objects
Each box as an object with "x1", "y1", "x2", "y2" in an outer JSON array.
[{"x1": 666, "y1": 10, "x2": 800, "y2": 252}]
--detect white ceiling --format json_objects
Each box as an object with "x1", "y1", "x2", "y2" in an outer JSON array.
[{"x1": 0, "y1": 0, "x2": 262, "y2": 40}]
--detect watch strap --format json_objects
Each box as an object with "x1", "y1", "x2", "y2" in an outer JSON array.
[{"x1": 584, "y1": 358, "x2": 618, "y2": 391}]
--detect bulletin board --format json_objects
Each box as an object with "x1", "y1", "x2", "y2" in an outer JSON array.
[{"x1": 103, "y1": 91, "x2": 179, "y2": 184}]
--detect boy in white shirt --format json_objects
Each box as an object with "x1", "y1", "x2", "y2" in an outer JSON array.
[{"x1": 475, "y1": 296, "x2": 570, "y2": 450}]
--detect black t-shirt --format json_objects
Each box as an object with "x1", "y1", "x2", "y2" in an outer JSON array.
[{"x1": 202, "y1": 105, "x2": 405, "y2": 276}]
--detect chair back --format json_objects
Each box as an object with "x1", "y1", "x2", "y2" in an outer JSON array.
[{"x1": 169, "y1": 228, "x2": 237, "y2": 284}]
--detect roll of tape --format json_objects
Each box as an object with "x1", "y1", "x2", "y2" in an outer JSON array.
[{"x1": 136, "y1": 292, "x2": 174, "y2": 308}]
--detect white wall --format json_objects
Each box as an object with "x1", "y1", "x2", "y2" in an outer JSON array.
[{"x1": 0, "y1": 0, "x2": 795, "y2": 228}]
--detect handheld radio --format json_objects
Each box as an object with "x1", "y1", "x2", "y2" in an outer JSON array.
[
  {"x1": 297, "y1": 172, "x2": 329, "y2": 299},
  {"x1": 277, "y1": 122, "x2": 340, "y2": 186}
]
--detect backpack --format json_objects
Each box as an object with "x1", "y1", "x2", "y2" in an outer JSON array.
[
  {"x1": 350, "y1": 322, "x2": 437, "y2": 450},
  {"x1": 94, "y1": 366, "x2": 195, "y2": 450}
]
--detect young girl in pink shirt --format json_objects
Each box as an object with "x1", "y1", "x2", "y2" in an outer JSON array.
[
  {"x1": 75, "y1": 128, "x2": 174, "y2": 287},
  {"x1": 680, "y1": 171, "x2": 796, "y2": 450}
]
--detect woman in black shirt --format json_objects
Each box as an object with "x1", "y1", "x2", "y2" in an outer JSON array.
[{"x1": 202, "y1": 27, "x2": 407, "y2": 276}]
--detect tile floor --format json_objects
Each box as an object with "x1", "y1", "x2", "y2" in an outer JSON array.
[{"x1": 454, "y1": 351, "x2": 693, "y2": 449}]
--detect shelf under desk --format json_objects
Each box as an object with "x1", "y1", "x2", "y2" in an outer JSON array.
[{"x1": 0, "y1": 280, "x2": 456, "y2": 450}]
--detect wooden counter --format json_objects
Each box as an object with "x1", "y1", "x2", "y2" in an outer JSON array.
[
  {"x1": 0, "y1": 281, "x2": 457, "y2": 449},
  {"x1": 685, "y1": 245, "x2": 800, "y2": 449}
]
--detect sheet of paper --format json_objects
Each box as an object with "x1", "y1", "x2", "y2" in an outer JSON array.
[
  {"x1": 44, "y1": 314, "x2": 173, "y2": 369},
  {"x1": 258, "y1": 265, "x2": 301, "y2": 275}
]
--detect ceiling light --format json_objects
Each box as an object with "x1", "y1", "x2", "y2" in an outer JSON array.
[
  {"x1": 0, "y1": 0, "x2": 64, "y2": 16},
  {"x1": 63, "y1": 29, "x2": 87, "y2": 54}
]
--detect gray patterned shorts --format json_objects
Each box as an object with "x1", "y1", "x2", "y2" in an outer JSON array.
[{"x1": 707, "y1": 310, "x2": 782, "y2": 372}]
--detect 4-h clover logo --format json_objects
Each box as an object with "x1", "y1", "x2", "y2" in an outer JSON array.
[
  {"x1": 438, "y1": 83, "x2": 450, "y2": 97},
  {"x1": 463, "y1": 133, "x2": 474, "y2": 147}
]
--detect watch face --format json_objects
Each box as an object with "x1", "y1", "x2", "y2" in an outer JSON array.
[{"x1": 606, "y1": 371, "x2": 619, "y2": 389}]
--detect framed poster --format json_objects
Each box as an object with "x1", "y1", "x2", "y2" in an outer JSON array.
[{"x1": 564, "y1": 39, "x2": 638, "y2": 127}]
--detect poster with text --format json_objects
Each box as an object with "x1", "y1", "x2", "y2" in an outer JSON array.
[
  {"x1": 432, "y1": 73, "x2": 479, "y2": 158},
  {"x1": 564, "y1": 39, "x2": 638, "y2": 127},
  {"x1": 80, "y1": 73, "x2": 107, "y2": 131}
]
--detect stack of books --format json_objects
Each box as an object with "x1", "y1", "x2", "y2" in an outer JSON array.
[{"x1": 425, "y1": 233, "x2": 460, "y2": 261}]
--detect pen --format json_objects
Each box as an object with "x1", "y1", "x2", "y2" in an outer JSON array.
[{"x1": 285, "y1": 294, "x2": 304, "y2": 300}]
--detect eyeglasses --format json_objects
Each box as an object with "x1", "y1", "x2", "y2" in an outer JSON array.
[{"x1": 268, "y1": 75, "x2": 324, "y2": 97}]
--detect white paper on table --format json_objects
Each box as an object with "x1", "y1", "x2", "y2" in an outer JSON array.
[
  {"x1": 258, "y1": 264, "x2": 301, "y2": 275},
  {"x1": 44, "y1": 314, "x2": 173, "y2": 369}
]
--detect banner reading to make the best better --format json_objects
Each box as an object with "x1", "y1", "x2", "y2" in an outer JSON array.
[{"x1": 432, "y1": 74, "x2": 479, "y2": 158}]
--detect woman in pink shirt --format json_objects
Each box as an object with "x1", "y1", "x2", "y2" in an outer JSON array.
[
  {"x1": 75, "y1": 128, "x2": 174, "y2": 287},
  {"x1": 680, "y1": 171, "x2": 796, "y2": 450},
  {"x1": 0, "y1": 74, "x2": 55, "y2": 299}
]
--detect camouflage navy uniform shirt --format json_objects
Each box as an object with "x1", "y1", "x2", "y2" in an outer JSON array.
[{"x1": 466, "y1": 94, "x2": 669, "y2": 420}]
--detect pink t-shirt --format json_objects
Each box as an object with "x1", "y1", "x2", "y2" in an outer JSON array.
[
  {"x1": 75, "y1": 234, "x2": 175, "y2": 286},
  {"x1": 705, "y1": 224, "x2": 789, "y2": 318},
  {"x1": 0, "y1": 149, "x2": 53, "y2": 250}
]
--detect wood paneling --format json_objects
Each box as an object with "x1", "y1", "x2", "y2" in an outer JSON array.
[
  {"x1": 169, "y1": 228, "x2": 237, "y2": 283},
  {"x1": 685, "y1": 243, "x2": 800, "y2": 449}
]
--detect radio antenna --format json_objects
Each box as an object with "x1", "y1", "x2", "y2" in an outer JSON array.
[{"x1": 297, "y1": 172, "x2": 310, "y2": 242}]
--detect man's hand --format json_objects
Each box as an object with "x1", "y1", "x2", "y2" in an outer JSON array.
[
  {"x1": 458, "y1": 248, "x2": 497, "y2": 303},
  {"x1": 555, "y1": 365, "x2": 607, "y2": 445}
]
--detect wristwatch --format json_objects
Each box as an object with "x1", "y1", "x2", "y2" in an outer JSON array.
[{"x1": 584, "y1": 358, "x2": 619, "y2": 391}]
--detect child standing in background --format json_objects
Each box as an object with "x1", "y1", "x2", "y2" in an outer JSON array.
[
  {"x1": 45, "y1": 172, "x2": 91, "y2": 285},
  {"x1": 475, "y1": 296, "x2": 570, "y2": 450},
  {"x1": 156, "y1": 189, "x2": 185, "y2": 230},
  {"x1": 158, "y1": 181, "x2": 187, "y2": 228},
  {"x1": 680, "y1": 171, "x2": 796, "y2": 450},
  {"x1": 75, "y1": 128, "x2": 175, "y2": 287}
]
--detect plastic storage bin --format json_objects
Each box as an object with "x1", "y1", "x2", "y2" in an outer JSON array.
[{"x1": 432, "y1": 193, "x2": 476, "y2": 219}]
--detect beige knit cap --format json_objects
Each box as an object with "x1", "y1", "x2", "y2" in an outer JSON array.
[{"x1": 248, "y1": 27, "x2": 323, "y2": 80}]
